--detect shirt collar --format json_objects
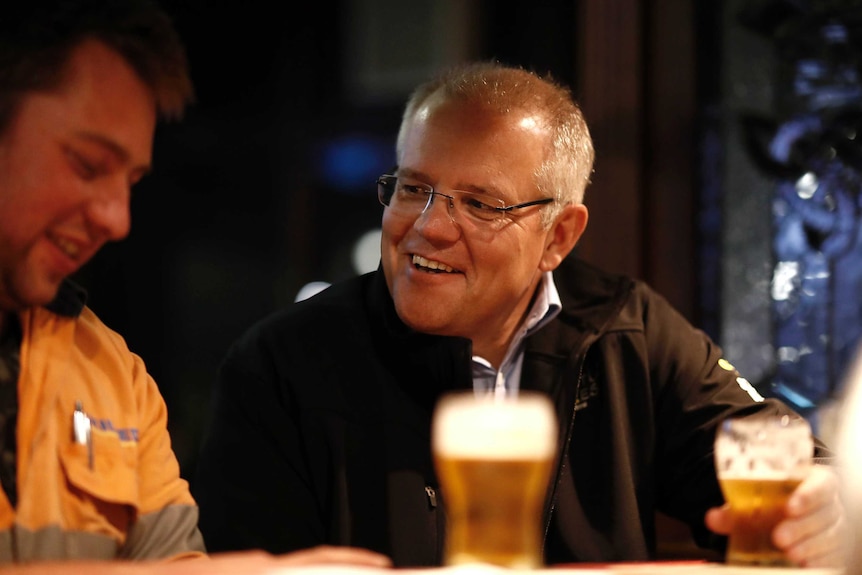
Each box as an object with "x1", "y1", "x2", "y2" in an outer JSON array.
[
  {"x1": 523, "y1": 271, "x2": 562, "y2": 337},
  {"x1": 470, "y1": 271, "x2": 563, "y2": 395},
  {"x1": 472, "y1": 270, "x2": 562, "y2": 369}
]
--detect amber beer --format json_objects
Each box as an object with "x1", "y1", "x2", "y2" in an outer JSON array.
[
  {"x1": 719, "y1": 477, "x2": 804, "y2": 565},
  {"x1": 432, "y1": 392, "x2": 556, "y2": 569},
  {"x1": 715, "y1": 415, "x2": 813, "y2": 566}
]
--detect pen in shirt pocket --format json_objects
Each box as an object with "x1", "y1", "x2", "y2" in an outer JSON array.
[{"x1": 73, "y1": 400, "x2": 93, "y2": 470}]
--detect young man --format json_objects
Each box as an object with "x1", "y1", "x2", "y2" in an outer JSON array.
[
  {"x1": 0, "y1": 0, "x2": 388, "y2": 570},
  {"x1": 194, "y1": 61, "x2": 847, "y2": 568}
]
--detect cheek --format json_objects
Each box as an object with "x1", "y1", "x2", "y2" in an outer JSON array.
[
  {"x1": 1, "y1": 144, "x2": 73, "y2": 209},
  {"x1": 381, "y1": 211, "x2": 410, "y2": 245},
  {"x1": 476, "y1": 235, "x2": 540, "y2": 280},
  {"x1": 379, "y1": 214, "x2": 401, "y2": 267},
  {"x1": 480, "y1": 232, "x2": 526, "y2": 261}
]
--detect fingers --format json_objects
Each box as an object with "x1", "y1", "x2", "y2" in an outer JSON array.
[
  {"x1": 775, "y1": 495, "x2": 847, "y2": 567},
  {"x1": 778, "y1": 510, "x2": 848, "y2": 567},
  {"x1": 703, "y1": 504, "x2": 732, "y2": 535},
  {"x1": 786, "y1": 465, "x2": 839, "y2": 516},
  {"x1": 774, "y1": 466, "x2": 847, "y2": 567}
]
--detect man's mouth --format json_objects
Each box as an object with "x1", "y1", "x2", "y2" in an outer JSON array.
[
  {"x1": 412, "y1": 254, "x2": 455, "y2": 273},
  {"x1": 49, "y1": 233, "x2": 82, "y2": 260}
]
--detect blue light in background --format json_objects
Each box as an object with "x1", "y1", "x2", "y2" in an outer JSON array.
[{"x1": 316, "y1": 134, "x2": 394, "y2": 195}]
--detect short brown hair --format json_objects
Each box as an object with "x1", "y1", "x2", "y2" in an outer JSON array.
[{"x1": 0, "y1": 0, "x2": 194, "y2": 135}]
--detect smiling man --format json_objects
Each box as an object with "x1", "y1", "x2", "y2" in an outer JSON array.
[
  {"x1": 0, "y1": 0, "x2": 392, "y2": 570},
  {"x1": 0, "y1": 0, "x2": 201, "y2": 561},
  {"x1": 0, "y1": 39, "x2": 154, "y2": 312},
  {"x1": 194, "y1": 62, "x2": 847, "y2": 568},
  {"x1": 379, "y1": 88, "x2": 587, "y2": 370}
]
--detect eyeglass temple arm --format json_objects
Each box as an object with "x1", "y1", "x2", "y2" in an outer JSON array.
[{"x1": 498, "y1": 198, "x2": 554, "y2": 212}]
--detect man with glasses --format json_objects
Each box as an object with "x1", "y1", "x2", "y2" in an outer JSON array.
[{"x1": 194, "y1": 62, "x2": 846, "y2": 567}]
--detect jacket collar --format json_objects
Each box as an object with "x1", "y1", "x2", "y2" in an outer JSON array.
[
  {"x1": 44, "y1": 279, "x2": 87, "y2": 318},
  {"x1": 365, "y1": 264, "x2": 474, "y2": 399},
  {"x1": 366, "y1": 257, "x2": 633, "y2": 357},
  {"x1": 553, "y1": 255, "x2": 634, "y2": 337}
]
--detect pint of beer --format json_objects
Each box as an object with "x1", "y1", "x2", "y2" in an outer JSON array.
[
  {"x1": 431, "y1": 391, "x2": 557, "y2": 569},
  {"x1": 714, "y1": 414, "x2": 814, "y2": 566}
]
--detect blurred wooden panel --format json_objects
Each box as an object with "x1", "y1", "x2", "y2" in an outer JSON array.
[
  {"x1": 644, "y1": 0, "x2": 697, "y2": 322},
  {"x1": 575, "y1": 0, "x2": 696, "y2": 321},
  {"x1": 576, "y1": 0, "x2": 645, "y2": 281}
]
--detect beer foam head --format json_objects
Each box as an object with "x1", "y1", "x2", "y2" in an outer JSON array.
[
  {"x1": 714, "y1": 415, "x2": 814, "y2": 480},
  {"x1": 432, "y1": 392, "x2": 557, "y2": 459}
]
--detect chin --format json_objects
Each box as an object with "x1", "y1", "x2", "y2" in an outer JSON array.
[
  {"x1": 394, "y1": 305, "x2": 428, "y2": 331},
  {"x1": 395, "y1": 303, "x2": 454, "y2": 336},
  {"x1": 20, "y1": 277, "x2": 64, "y2": 309}
]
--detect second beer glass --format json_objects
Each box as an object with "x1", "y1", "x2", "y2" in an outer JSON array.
[
  {"x1": 714, "y1": 414, "x2": 814, "y2": 566},
  {"x1": 431, "y1": 391, "x2": 557, "y2": 569}
]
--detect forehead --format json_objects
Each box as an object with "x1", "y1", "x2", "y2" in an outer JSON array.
[
  {"x1": 418, "y1": 93, "x2": 528, "y2": 131},
  {"x1": 400, "y1": 96, "x2": 548, "y2": 192},
  {"x1": 24, "y1": 39, "x2": 157, "y2": 163},
  {"x1": 408, "y1": 93, "x2": 549, "y2": 149}
]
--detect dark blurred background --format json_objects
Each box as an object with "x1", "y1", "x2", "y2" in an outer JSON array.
[{"x1": 73, "y1": 0, "x2": 862, "y2": 503}]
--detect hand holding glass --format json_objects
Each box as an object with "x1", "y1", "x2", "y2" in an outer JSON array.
[
  {"x1": 714, "y1": 414, "x2": 814, "y2": 566},
  {"x1": 432, "y1": 392, "x2": 557, "y2": 569}
]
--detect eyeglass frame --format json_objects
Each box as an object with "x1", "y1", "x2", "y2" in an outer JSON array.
[{"x1": 376, "y1": 174, "x2": 554, "y2": 226}]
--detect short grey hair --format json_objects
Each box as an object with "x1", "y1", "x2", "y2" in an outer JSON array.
[{"x1": 396, "y1": 61, "x2": 595, "y2": 228}]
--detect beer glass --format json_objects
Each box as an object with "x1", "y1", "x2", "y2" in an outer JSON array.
[
  {"x1": 431, "y1": 391, "x2": 557, "y2": 569},
  {"x1": 714, "y1": 414, "x2": 814, "y2": 566}
]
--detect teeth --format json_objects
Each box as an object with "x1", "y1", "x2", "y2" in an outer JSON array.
[
  {"x1": 54, "y1": 237, "x2": 80, "y2": 258},
  {"x1": 413, "y1": 254, "x2": 454, "y2": 273}
]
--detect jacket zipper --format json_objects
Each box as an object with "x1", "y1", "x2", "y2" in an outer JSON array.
[
  {"x1": 425, "y1": 485, "x2": 437, "y2": 508},
  {"x1": 543, "y1": 355, "x2": 585, "y2": 548}
]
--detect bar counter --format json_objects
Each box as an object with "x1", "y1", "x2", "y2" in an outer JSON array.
[{"x1": 267, "y1": 561, "x2": 843, "y2": 575}]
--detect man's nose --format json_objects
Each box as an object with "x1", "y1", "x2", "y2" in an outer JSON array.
[
  {"x1": 415, "y1": 192, "x2": 461, "y2": 239},
  {"x1": 420, "y1": 191, "x2": 457, "y2": 223},
  {"x1": 86, "y1": 181, "x2": 132, "y2": 241}
]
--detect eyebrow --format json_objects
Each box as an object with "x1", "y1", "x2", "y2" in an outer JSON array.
[
  {"x1": 73, "y1": 131, "x2": 152, "y2": 176},
  {"x1": 396, "y1": 167, "x2": 509, "y2": 201}
]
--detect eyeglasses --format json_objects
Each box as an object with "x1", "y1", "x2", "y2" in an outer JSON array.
[{"x1": 377, "y1": 174, "x2": 553, "y2": 229}]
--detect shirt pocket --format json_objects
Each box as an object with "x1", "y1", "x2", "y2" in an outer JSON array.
[{"x1": 58, "y1": 429, "x2": 139, "y2": 541}]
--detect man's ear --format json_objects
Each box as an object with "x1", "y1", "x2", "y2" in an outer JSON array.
[{"x1": 539, "y1": 204, "x2": 589, "y2": 272}]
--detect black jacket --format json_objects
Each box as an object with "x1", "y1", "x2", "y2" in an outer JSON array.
[{"x1": 193, "y1": 256, "x2": 824, "y2": 566}]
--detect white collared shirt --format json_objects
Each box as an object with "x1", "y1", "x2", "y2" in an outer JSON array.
[{"x1": 471, "y1": 271, "x2": 562, "y2": 397}]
